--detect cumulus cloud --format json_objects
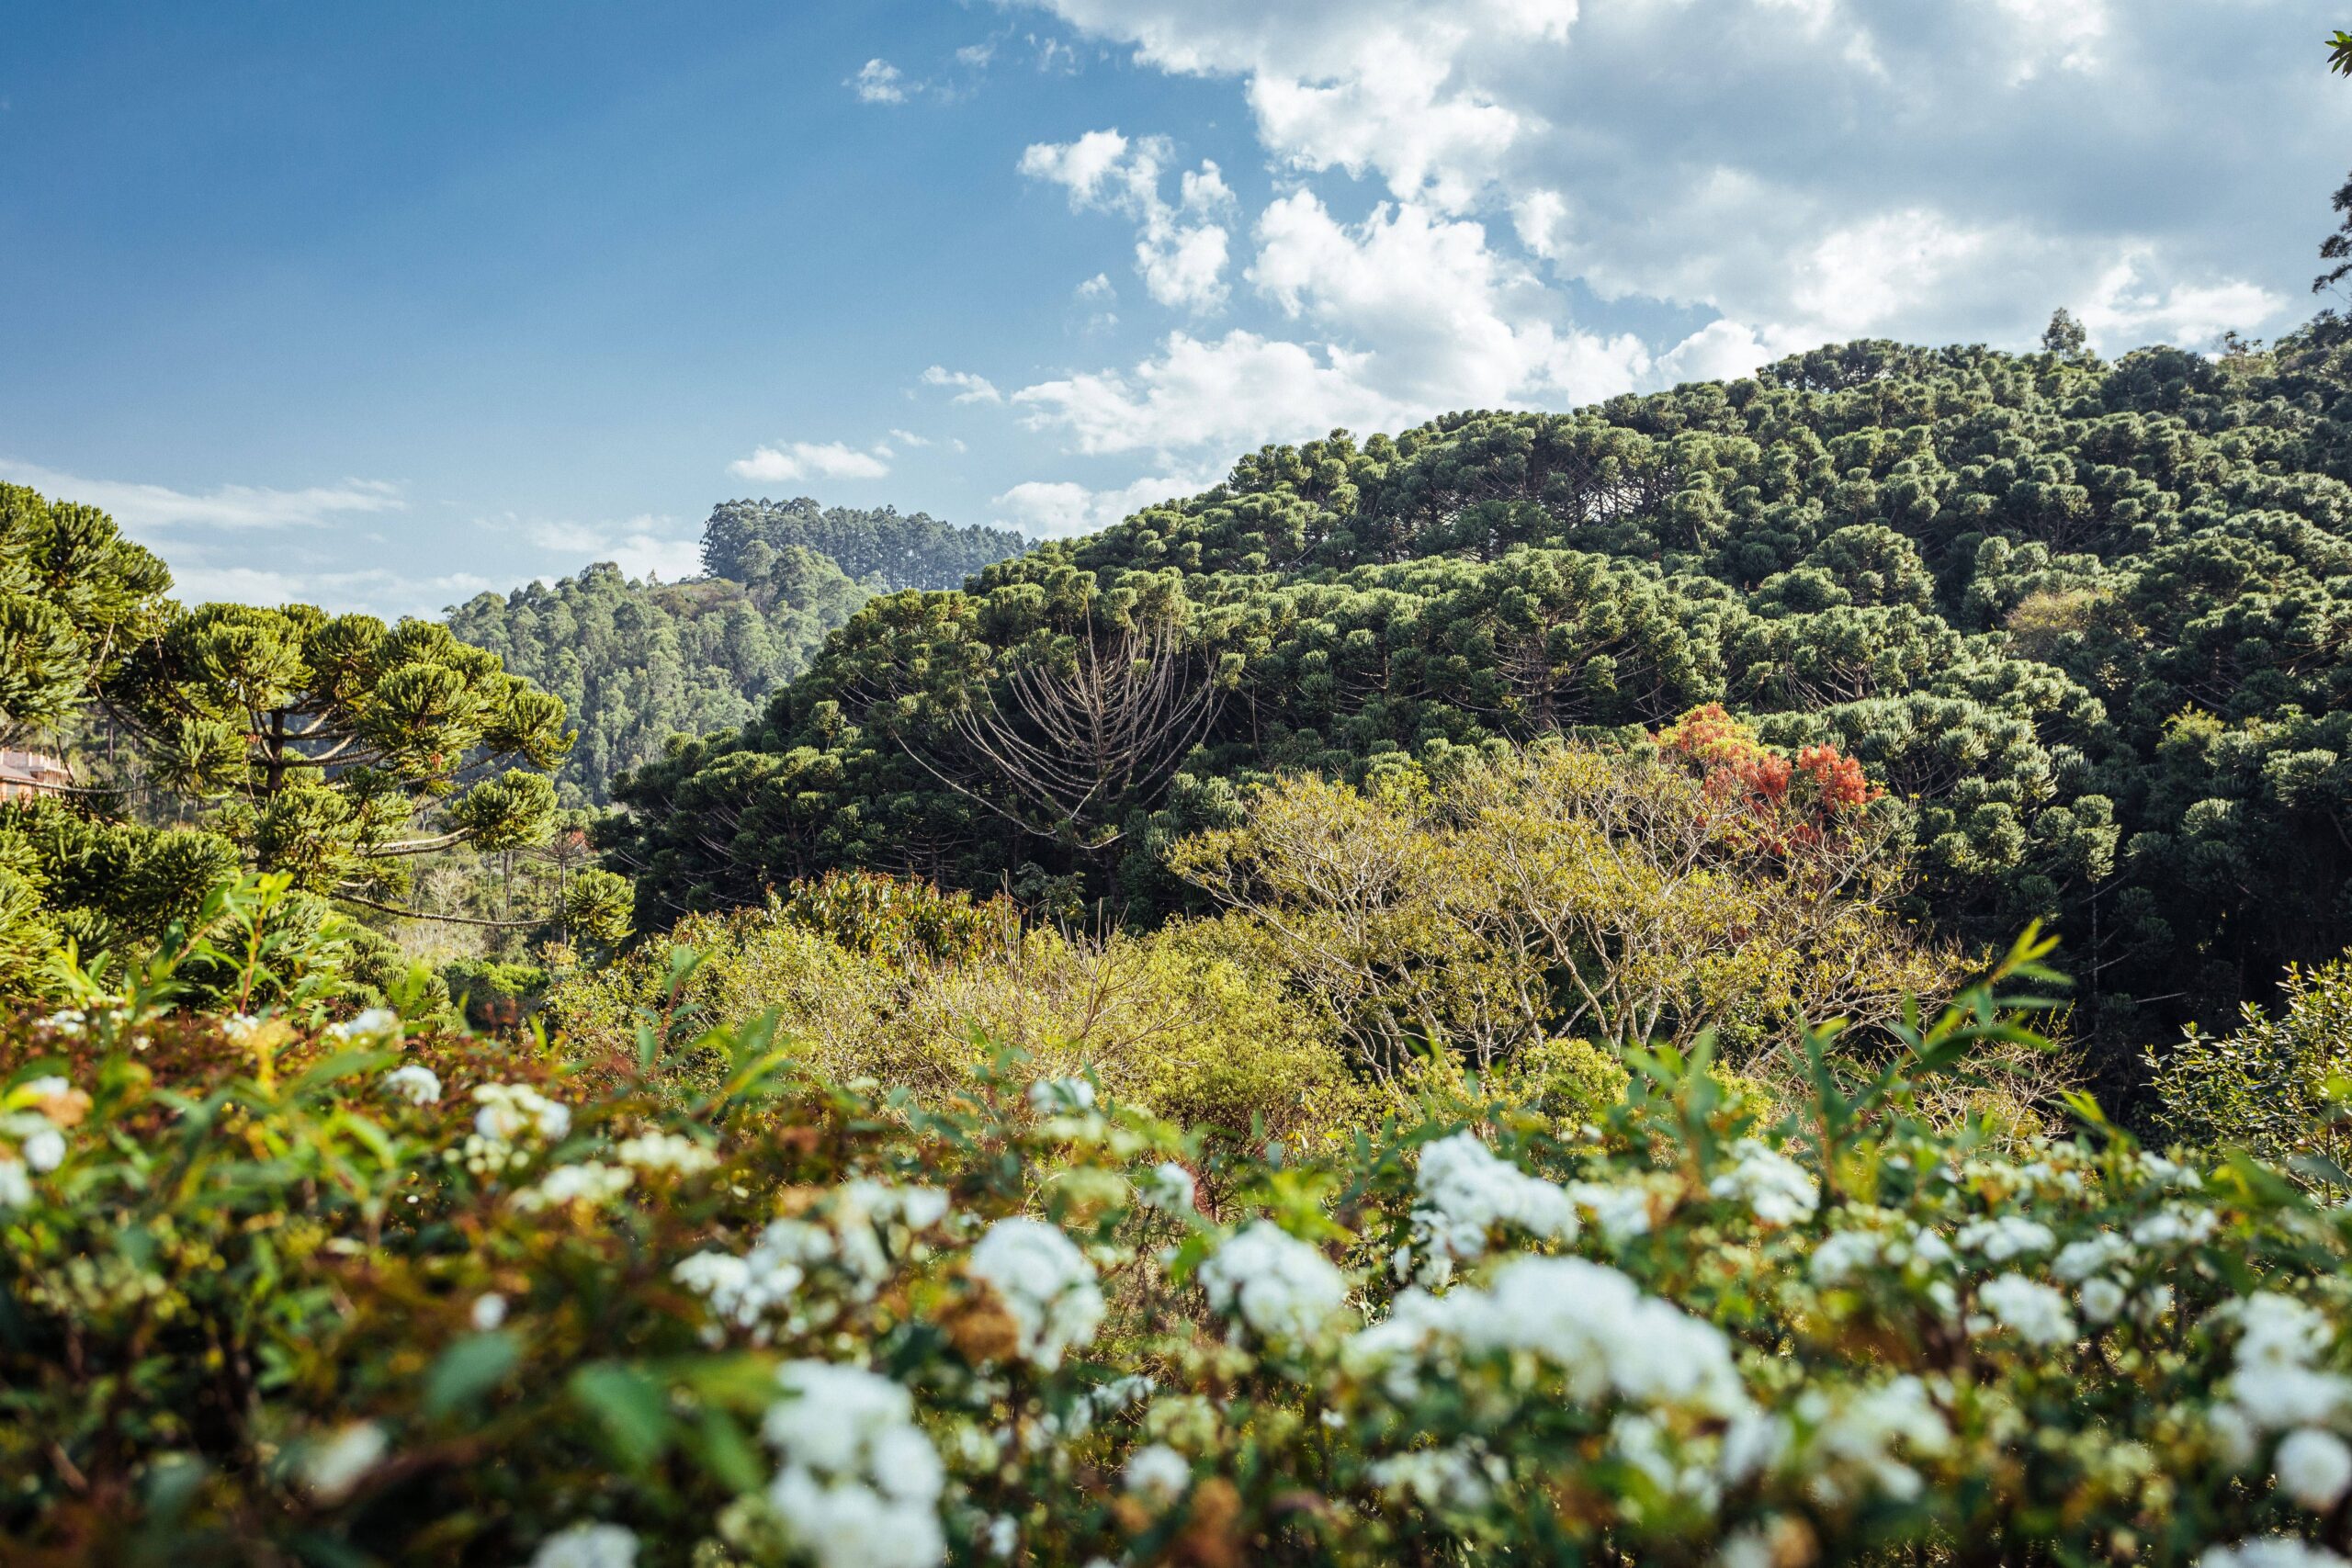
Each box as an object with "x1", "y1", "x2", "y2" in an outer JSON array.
[
  {"x1": 1013, "y1": 329, "x2": 1405, "y2": 457},
  {"x1": 991, "y1": 469, "x2": 1215, "y2": 537},
  {"x1": 1015, "y1": 0, "x2": 1574, "y2": 213},
  {"x1": 967, "y1": 0, "x2": 2334, "y2": 535},
  {"x1": 1021, "y1": 130, "x2": 1237, "y2": 311},
  {"x1": 526, "y1": 516, "x2": 704, "y2": 581},
  {"x1": 1015, "y1": 0, "x2": 2324, "y2": 356},
  {"x1": 848, "y1": 59, "x2": 910, "y2": 103},
  {"x1": 0, "y1": 459, "x2": 404, "y2": 532},
  {"x1": 1250, "y1": 190, "x2": 1645, "y2": 407},
  {"x1": 164, "y1": 561, "x2": 495, "y2": 619},
  {"x1": 727, "y1": 441, "x2": 891, "y2": 483},
  {"x1": 922, "y1": 365, "x2": 1003, "y2": 403}
]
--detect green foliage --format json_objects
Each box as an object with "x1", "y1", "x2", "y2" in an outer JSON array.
[
  {"x1": 2147, "y1": 952, "x2": 2352, "y2": 1184},
  {"x1": 109, "y1": 602, "x2": 571, "y2": 891},
  {"x1": 0, "y1": 482, "x2": 172, "y2": 739},
  {"x1": 9, "y1": 931, "x2": 2352, "y2": 1562},
  {"x1": 771, "y1": 867, "x2": 1017, "y2": 969},
  {"x1": 0, "y1": 798, "x2": 243, "y2": 995},
  {"x1": 447, "y1": 554, "x2": 874, "y2": 805},
  {"x1": 562, "y1": 865, "x2": 636, "y2": 949},
  {"x1": 544, "y1": 886, "x2": 1372, "y2": 1148},
  {"x1": 608, "y1": 334, "x2": 2352, "y2": 1075},
  {"x1": 1164, "y1": 744, "x2": 2004, "y2": 1109},
  {"x1": 699, "y1": 496, "x2": 1023, "y2": 592},
  {"x1": 443, "y1": 955, "x2": 552, "y2": 1033}
]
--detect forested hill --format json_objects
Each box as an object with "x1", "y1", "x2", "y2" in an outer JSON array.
[
  {"x1": 605, "y1": 321, "x2": 2352, "y2": 1058},
  {"x1": 700, "y1": 496, "x2": 1025, "y2": 590},
  {"x1": 448, "y1": 499, "x2": 1029, "y2": 802}
]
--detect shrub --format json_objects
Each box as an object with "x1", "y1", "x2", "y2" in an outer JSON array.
[
  {"x1": 8, "y1": 930, "x2": 2352, "y2": 1564},
  {"x1": 2147, "y1": 953, "x2": 2352, "y2": 1185},
  {"x1": 543, "y1": 894, "x2": 1371, "y2": 1148},
  {"x1": 444, "y1": 957, "x2": 553, "y2": 1034}
]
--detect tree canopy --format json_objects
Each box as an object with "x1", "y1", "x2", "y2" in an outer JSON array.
[
  {"x1": 602, "y1": 326, "x2": 2352, "y2": 1081},
  {"x1": 0, "y1": 482, "x2": 171, "y2": 743},
  {"x1": 698, "y1": 496, "x2": 1023, "y2": 592},
  {"x1": 447, "y1": 550, "x2": 871, "y2": 805}
]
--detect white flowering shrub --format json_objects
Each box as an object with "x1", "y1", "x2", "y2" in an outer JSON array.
[{"x1": 12, "y1": 931, "x2": 2352, "y2": 1565}]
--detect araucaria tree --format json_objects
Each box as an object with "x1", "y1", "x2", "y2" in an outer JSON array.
[
  {"x1": 0, "y1": 483, "x2": 172, "y2": 745},
  {"x1": 110, "y1": 604, "x2": 573, "y2": 896}
]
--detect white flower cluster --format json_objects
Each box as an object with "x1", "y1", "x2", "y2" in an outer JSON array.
[
  {"x1": 1199, "y1": 1223, "x2": 1351, "y2": 1345},
  {"x1": 1122, "y1": 1442, "x2": 1192, "y2": 1501},
  {"x1": 1408, "y1": 1132, "x2": 1576, "y2": 1281},
  {"x1": 2199, "y1": 1541, "x2": 2352, "y2": 1568},
  {"x1": 512, "y1": 1160, "x2": 633, "y2": 1213},
  {"x1": 1808, "y1": 1219, "x2": 1953, "y2": 1289},
  {"x1": 300, "y1": 1420, "x2": 389, "y2": 1504},
  {"x1": 967, "y1": 1217, "x2": 1105, "y2": 1370},
  {"x1": 1954, "y1": 1214, "x2": 2056, "y2": 1264},
  {"x1": 527, "y1": 1521, "x2": 640, "y2": 1568},
  {"x1": 381, "y1": 1065, "x2": 443, "y2": 1106},
  {"x1": 2212, "y1": 1293, "x2": 2352, "y2": 1512},
  {"x1": 326, "y1": 1008, "x2": 401, "y2": 1047},
  {"x1": 1026, "y1": 1077, "x2": 1096, "y2": 1115},
  {"x1": 1970, "y1": 1273, "x2": 2077, "y2": 1348},
  {"x1": 2133, "y1": 1203, "x2": 2220, "y2": 1249},
  {"x1": 675, "y1": 1184, "x2": 948, "y2": 1344},
  {"x1": 1566, "y1": 1178, "x2": 1659, "y2": 1243},
  {"x1": 455, "y1": 1083, "x2": 574, "y2": 1175},
  {"x1": 0, "y1": 1074, "x2": 80, "y2": 1204},
  {"x1": 1707, "y1": 1139, "x2": 1818, "y2": 1226},
  {"x1": 615, "y1": 1131, "x2": 718, "y2": 1177},
  {"x1": 1786, "y1": 1375, "x2": 1952, "y2": 1506},
  {"x1": 1348, "y1": 1256, "x2": 1750, "y2": 1421},
  {"x1": 474, "y1": 1083, "x2": 572, "y2": 1143},
  {"x1": 1138, "y1": 1161, "x2": 1195, "y2": 1213},
  {"x1": 761, "y1": 1361, "x2": 944, "y2": 1568},
  {"x1": 1036, "y1": 1371, "x2": 1159, "y2": 1445},
  {"x1": 1366, "y1": 1441, "x2": 1502, "y2": 1513}
]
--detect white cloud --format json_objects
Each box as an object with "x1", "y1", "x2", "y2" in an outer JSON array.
[
  {"x1": 1986, "y1": 0, "x2": 2109, "y2": 84},
  {"x1": 980, "y1": 0, "x2": 2318, "y2": 533},
  {"x1": 1656, "y1": 319, "x2": 1775, "y2": 385},
  {"x1": 888, "y1": 428, "x2": 933, "y2": 447},
  {"x1": 1020, "y1": 0, "x2": 1575, "y2": 212},
  {"x1": 0, "y1": 459, "x2": 404, "y2": 532},
  {"x1": 1511, "y1": 188, "x2": 1566, "y2": 260},
  {"x1": 991, "y1": 469, "x2": 1215, "y2": 537},
  {"x1": 727, "y1": 441, "x2": 891, "y2": 483},
  {"x1": 154, "y1": 553, "x2": 493, "y2": 620},
  {"x1": 1021, "y1": 129, "x2": 1236, "y2": 311},
  {"x1": 526, "y1": 515, "x2": 704, "y2": 581},
  {"x1": 1075, "y1": 272, "x2": 1120, "y2": 330},
  {"x1": 1017, "y1": 0, "x2": 2314, "y2": 359},
  {"x1": 848, "y1": 58, "x2": 910, "y2": 103},
  {"x1": 2078, "y1": 247, "x2": 2284, "y2": 350},
  {"x1": 922, "y1": 365, "x2": 1004, "y2": 403},
  {"x1": 1013, "y1": 329, "x2": 1405, "y2": 457},
  {"x1": 1250, "y1": 190, "x2": 1645, "y2": 407},
  {"x1": 1789, "y1": 209, "x2": 1996, "y2": 338}
]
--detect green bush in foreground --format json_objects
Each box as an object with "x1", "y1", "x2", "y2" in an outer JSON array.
[{"x1": 6, "y1": 928, "x2": 2352, "y2": 1566}]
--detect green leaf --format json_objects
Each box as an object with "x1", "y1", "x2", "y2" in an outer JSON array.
[
  {"x1": 570, "y1": 1362, "x2": 672, "y2": 1471},
  {"x1": 424, "y1": 1330, "x2": 521, "y2": 1419}
]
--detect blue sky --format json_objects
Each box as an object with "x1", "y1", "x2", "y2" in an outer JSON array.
[{"x1": 6, "y1": 1, "x2": 2351, "y2": 617}]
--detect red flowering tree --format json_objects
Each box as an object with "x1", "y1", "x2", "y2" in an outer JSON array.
[{"x1": 1655, "y1": 703, "x2": 1879, "y2": 852}]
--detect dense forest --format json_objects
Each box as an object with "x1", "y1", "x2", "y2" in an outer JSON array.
[
  {"x1": 447, "y1": 501, "x2": 1024, "y2": 803},
  {"x1": 601, "y1": 319, "x2": 2352, "y2": 1093}
]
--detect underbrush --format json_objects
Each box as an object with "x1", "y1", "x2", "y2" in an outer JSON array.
[{"x1": 5, "y1": 925, "x2": 2352, "y2": 1565}]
